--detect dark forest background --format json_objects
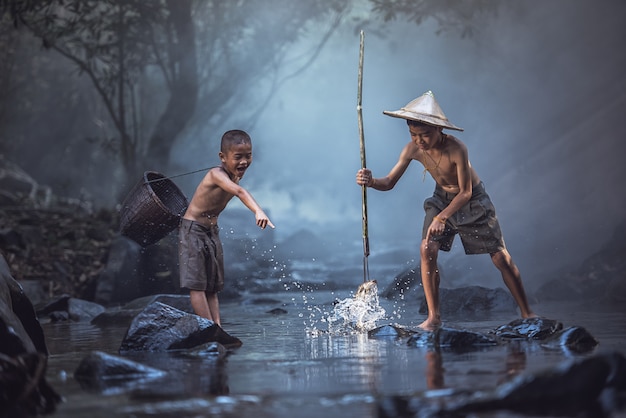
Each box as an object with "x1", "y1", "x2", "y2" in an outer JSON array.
[{"x1": 1, "y1": 0, "x2": 625, "y2": 291}]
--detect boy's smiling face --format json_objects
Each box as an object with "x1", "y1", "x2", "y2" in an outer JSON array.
[{"x1": 220, "y1": 142, "x2": 252, "y2": 179}]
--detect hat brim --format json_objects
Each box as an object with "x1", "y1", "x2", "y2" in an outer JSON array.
[{"x1": 383, "y1": 110, "x2": 464, "y2": 131}]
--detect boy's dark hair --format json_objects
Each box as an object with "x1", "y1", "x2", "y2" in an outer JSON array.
[{"x1": 221, "y1": 130, "x2": 251, "y2": 152}]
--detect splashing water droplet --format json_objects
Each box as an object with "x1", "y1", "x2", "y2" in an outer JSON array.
[{"x1": 324, "y1": 282, "x2": 386, "y2": 335}]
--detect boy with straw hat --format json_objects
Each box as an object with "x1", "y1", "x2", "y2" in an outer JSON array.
[{"x1": 356, "y1": 91, "x2": 536, "y2": 330}]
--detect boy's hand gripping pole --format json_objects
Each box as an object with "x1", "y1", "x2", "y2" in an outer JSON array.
[{"x1": 357, "y1": 30, "x2": 370, "y2": 283}]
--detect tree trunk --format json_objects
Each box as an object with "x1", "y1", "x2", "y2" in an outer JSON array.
[{"x1": 144, "y1": 0, "x2": 197, "y2": 173}]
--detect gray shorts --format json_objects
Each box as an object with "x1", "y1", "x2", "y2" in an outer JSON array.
[
  {"x1": 178, "y1": 218, "x2": 224, "y2": 293},
  {"x1": 422, "y1": 182, "x2": 506, "y2": 254}
]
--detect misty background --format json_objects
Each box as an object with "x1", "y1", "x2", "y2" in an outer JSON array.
[{"x1": 2, "y1": 0, "x2": 625, "y2": 293}]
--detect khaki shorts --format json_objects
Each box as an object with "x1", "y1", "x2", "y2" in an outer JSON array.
[
  {"x1": 178, "y1": 218, "x2": 224, "y2": 293},
  {"x1": 422, "y1": 182, "x2": 506, "y2": 254}
]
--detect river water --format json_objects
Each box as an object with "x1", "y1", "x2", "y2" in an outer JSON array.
[{"x1": 42, "y1": 286, "x2": 626, "y2": 418}]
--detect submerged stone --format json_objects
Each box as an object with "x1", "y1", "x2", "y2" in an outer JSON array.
[
  {"x1": 266, "y1": 308, "x2": 288, "y2": 315},
  {"x1": 74, "y1": 350, "x2": 165, "y2": 387},
  {"x1": 437, "y1": 327, "x2": 498, "y2": 349},
  {"x1": 368, "y1": 324, "x2": 415, "y2": 339}
]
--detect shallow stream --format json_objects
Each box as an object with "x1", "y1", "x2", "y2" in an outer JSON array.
[{"x1": 43, "y1": 289, "x2": 626, "y2": 418}]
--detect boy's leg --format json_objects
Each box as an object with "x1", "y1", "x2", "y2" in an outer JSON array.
[
  {"x1": 190, "y1": 289, "x2": 212, "y2": 320},
  {"x1": 490, "y1": 249, "x2": 536, "y2": 318},
  {"x1": 419, "y1": 238, "x2": 442, "y2": 330},
  {"x1": 206, "y1": 292, "x2": 221, "y2": 326}
]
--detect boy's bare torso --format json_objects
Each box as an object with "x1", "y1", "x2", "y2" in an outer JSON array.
[
  {"x1": 408, "y1": 134, "x2": 481, "y2": 193},
  {"x1": 183, "y1": 167, "x2": 237, "y2": 228}
]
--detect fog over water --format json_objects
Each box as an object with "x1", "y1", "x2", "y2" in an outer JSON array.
[{"x1": 173, "y1": 0, "x2": 626, "y2": 291}]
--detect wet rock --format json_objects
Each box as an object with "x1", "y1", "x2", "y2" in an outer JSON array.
[
  {"x1": 378, "y1": 351, "x2": 626, "y2": 417},
  {"x1": 368, "y1": 324, "x2": 416, "y2": 339},
  {"x1": 456, "y1": 351, "x2": 626, "y2": 416},
  {"x1": 119, "y1": 301, "x2": 242, "y2": 352},
  {"x1": 0, "y1": 255, "x2": 61, "y2": 415},
  {"x1": 493, "y1": 317, "x2": 562, "y2": 340},
  {"x1": 36, "y1": 294, "x2": 71, "y2": 317},
  {"x1": 36, "y1": 294, "x2": 106, "y2": 322},
  {"x1": 1, "y1": 257, "x2": 47, "y2": 357},
  {"x1": 67, "y1": 298, "x2": 106, "y2": 321},
  {"x1": 74, "y1": 350, "x2": 166, "y2": 392},
  {"x1": 406, "y1": 329, "x2": 438, "y2": 347},
  {"x1": 266, "y1": 308, "x2": 288, "y2": 315},
  {"x1": 437, "y1": 327, "x2": 499, "y2": 350},
  {"x1": 419, "y1": 286, "x2": 517, "y2": 317},
  {"x1": 540, "y1": 326, "x2": 599, "y2": 354},
  {"x1": 407, "y1": 327, "x2": 498, "y2": 351},
  {"x1": 16, "y1": 279, "x2": 47, "y2": 306}
]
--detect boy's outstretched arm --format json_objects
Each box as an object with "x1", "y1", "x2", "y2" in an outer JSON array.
[
  {"x1": 212, "y1": 169, "x2": 275, "y2": 229},
  {"x1": 236, "y1": 187, "x2": 275, "y2": 229}
]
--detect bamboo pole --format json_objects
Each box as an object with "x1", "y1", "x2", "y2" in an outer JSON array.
[{"x1": 357, "y1": 30, "x2": 370, "y2": 282}]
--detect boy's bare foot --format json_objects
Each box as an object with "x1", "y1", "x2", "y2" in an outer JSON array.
[
  {"x1": 418, "y1": 318, "x2": 442, "y2": 331},
  {"x1": 522, "y1": 312, "x2": 539, "y2": 319}
]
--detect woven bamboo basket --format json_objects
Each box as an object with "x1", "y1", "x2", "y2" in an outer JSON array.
[{"x1": 119, "y1": 171, "x2": 188, "y2": 247}]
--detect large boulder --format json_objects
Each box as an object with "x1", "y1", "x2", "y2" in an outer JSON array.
[
  {"x1": 0, "y1": 255, "x2": 61, "y2": 416},
  {"x1": 119, "y1": 301, "x2": 242, "y2": 352}
]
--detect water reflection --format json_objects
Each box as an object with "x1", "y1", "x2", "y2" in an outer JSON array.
[
  {"x1": 305, "y1": 333, "x2": 382, "y2": 393},
  {"x1": 41, "y1": 299, "x2": 626, "y2": 417},
  {"x1": 425, "y1": 350, "x2": 444, "y2": 390}
]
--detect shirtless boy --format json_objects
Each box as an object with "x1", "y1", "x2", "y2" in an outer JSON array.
[
  {"x1": 179, "y1": 130, "x2": 274, "y2": 326},
  {"x1": 355, "y1": 91, "x2": 536, "y2": 330}
]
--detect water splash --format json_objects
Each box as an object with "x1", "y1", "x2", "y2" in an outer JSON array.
[{"x1": 324, "y1": 281, "x2": 386, "y2": 335}]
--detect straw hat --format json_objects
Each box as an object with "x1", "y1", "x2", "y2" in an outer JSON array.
[{"x1": 383, "y1": 91, "x2": 463, "y2": 131}]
